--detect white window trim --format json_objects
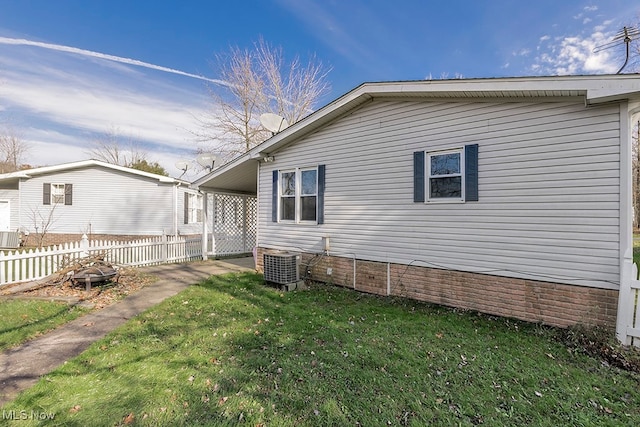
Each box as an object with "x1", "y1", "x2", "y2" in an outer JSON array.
[
  {"x1": 426, "y1": 148, "x2": 465, "y2": 203},
  {"x1": 279, "y1": 167, "x2": 319, "y2": 224},
  {"x1": 51, "y1": 183, "x2": 66, "y2": 205},
  {"x1": 186, "y1": 193, "x2": 203, "y2": 224}
]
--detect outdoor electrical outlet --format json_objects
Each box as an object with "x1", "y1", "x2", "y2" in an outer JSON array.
[{"x1": 327, "y1": 268, "x2": 332, "y2": 275}]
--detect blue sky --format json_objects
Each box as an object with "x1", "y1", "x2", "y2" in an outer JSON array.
[{"x1": 0, "y1": 0, "x2": 638, "y2": 176}]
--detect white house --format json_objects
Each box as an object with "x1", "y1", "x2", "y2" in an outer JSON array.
[
  {"x1": 194, "y1": 74, "x2": 640, "y2": 344},
  {"x1": 0, "y1": 159, "x2": 203, "y2": 246}
]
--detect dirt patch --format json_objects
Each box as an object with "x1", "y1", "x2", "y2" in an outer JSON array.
[{"x1": 0, "y1": 267, "x2": 157, "y2": 310}]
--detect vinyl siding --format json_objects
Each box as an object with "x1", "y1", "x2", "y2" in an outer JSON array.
[
  {"x1": 258, "y1": 99, "x2": 621, "y2": 289},
  {"x1": 0, "y1": 188, "x2": 19, "y2": 231},
  {"x1": 18, "y1": 166, "x2": 176, "y2": 235}
]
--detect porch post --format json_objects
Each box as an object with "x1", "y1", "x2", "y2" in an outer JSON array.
[
  {"x1": 201, "y1": 191, "x2": 208, "y2": 261},
  {"x1": 617, "y1": 101, "x2": 634, "y2": 344}
]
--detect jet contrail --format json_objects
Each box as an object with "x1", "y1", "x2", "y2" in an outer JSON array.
[{"x1": 0, "y1": 36, "x2": 228, "y2": 86}]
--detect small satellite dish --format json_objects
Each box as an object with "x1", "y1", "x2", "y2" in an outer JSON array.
[
  {"x1": 260, "y1": 113, "x2": 289, "y2": 134},
  {"x1": 175, "y1": 160, "x2": 190, "y2": 177},
  {"x1": 196, "y1": 153, "x2": 217, "y2": 170},
  {"x1": 175, "y1": 160, "x2": 190, "y2": 172}
]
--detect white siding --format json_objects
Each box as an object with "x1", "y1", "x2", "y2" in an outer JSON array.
[
  {"x1": 0, "y1": 187, "x2": 19, "y2": 231},
  {"x1": 19, "y1": 166, "x2": 176, "y2": 235},
  {"x1": 258, "y1": 99, "x2": 621, "y2": 289}
]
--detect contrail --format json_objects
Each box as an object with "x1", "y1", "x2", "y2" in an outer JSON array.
[{"x1": 0, "y1": 36, "x2": 228, "y2": 86}]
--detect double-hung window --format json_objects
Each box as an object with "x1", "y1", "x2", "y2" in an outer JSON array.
[
  {"x1": 428, "y1": 149, "x2": 463, "y2": 201},
  {"x1": 51, "y1": 183, "x2": 66, "y2": 204},
  {"x1": 184, "y1": 193, "x2": 203, "y2": 224},
  {"x1": 414, "y1": 144, "x2": 478, "y2": 203},
  {"x1": 43, "y1": 183, "x2": 73, "y2": 205},
  {"x1": 274, "y1": 166, "x2": 324, "y2": 223}
]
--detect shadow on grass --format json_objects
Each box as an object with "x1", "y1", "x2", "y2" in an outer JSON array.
[
  {"x1": 3, "y1": 272, "x2": 640, "y2": 426},
  {"x1": 0, "y1": 300, "x2": 87, "y2": 351}
]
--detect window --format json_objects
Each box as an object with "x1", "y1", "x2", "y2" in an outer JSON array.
[
  {"x1": 273, "y1": 165, "x2": 325, "y2": 223},
  {"x1": 428, "y1": 149, "x2": 462, "y2": 200},
  {"x1": 51, "y1": 184, "x2": 66, "y2": 204},
  {"x1": 43, "y1": 183, "x2": 72, "y2": 205},
  {"x1": 414, "y1": 144, "x2": 478, "y2": 203},
  {"x1": 184, "y1": 193, "x2": 203, "y2": 224}
]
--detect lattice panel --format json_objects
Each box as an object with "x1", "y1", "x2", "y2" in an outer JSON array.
[{"x1": 212, "y1": 193, "x2": 257, "y2": 255}]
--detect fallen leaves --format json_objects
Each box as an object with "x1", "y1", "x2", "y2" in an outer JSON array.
[{"x1": 13, "y1": 266, "x2": 155, "y2": 309}]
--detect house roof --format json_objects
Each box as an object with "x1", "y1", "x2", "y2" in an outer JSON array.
[
  {"x1": 0, "y1": 159, "x2": 186, "y2": 184},
  {"x1": 193, "y1": 74, "x2": 640, "y2": 194}
]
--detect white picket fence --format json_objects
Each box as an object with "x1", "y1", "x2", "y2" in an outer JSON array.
[
  {"x1": 617, "y1": 257, "x2": 640, "y2": 347},
  {"x1": 0, "y1": 234, "x2": 203, "y2": 287}
]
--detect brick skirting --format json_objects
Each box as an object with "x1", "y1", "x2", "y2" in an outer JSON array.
[{"x1": 257, "y1": 247, "x2": 619, "y2": 328}]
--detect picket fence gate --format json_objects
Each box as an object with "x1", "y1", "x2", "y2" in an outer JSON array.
[
  {"x1": 0, "y1": 234, "x2": 202, "y2": 287},
  {"x1": 617, "y1": 255, "x2": 640, "y2": 348}
]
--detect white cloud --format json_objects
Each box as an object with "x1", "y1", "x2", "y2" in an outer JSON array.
[
  {"x1": 0, "y1": 39, "x2": 223, "y2": 173},
  {"x1": 584, "y1": 6, "x2": 598, "y2": 12},
  {"x1": 531, "y1": 22, "x2": 620, "y2": 75}
]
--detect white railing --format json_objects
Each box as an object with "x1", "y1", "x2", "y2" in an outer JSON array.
[{"x1": 0, "y1": 234, "x2": 203, "y2": 286}]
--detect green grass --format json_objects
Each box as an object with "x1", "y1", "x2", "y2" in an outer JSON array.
[
  {"x1": 0, "y1": 299, "x2": 88, "y2": 352},
  {"x1": 2, "y1": 272, "x2": 639, "y2": 426}
]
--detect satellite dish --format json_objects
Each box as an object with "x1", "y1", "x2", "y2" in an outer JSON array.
[
  {"x1": 175, "y1": 160, "x2": 190, "y2": 178},
  {"x1": 260, "y1": 113, "x2": 289, "y2": 134},
  {"x1": 196, "y1": 152, "x2": 217, "y2": 170},
  {"x1": 175, "y1": 160, "x2": 190, "y2": 172}
]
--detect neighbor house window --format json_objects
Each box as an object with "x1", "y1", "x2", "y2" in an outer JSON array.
[
  {"x1": 274, "y1": 166, "x2": 324, "y2": 223},
  {"x1": 43, "y1": 183, "x2": 73, "y2": 205},
  {"x1": 184, "y1": 193, "x2": 203, "y2": 224},
  {"x1": 413, "y1": 144, "x2": 478, "y2": 203}
]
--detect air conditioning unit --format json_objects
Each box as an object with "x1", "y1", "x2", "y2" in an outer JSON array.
[{"x1": 263, "y1": 253, "x2": 300, "y2": 290}]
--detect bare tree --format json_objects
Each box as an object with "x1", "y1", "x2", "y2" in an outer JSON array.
[
  {"x1": 196, "y1": 38, "x2": 331, "y2": 160},
  {"x1": 256, "y1": 38, "x2": 332, "y2": 125},
  {"x1": 25, "y1": 204, "x2": 58, "y2": 248},
  {"x1": 0, "y1": 126, "x2": 30, "y2": 172},
  {"x1": 87, "y1": 127, "x2": 168, "y2": 176},
  {"x1": 88, "y1": 126, "x2": 146, "y2": 165}
]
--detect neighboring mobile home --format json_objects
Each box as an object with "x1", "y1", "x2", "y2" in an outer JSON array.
[
  {"x1": 194, "y1": 75, "x2": 640, "y2": 343},
  {"x1": 0, "y1": 159, "x2": 203, "y2": 246}
]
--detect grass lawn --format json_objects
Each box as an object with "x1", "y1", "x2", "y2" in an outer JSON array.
[
  {"x1": 2, "y1": 272, "x2": 639, "y2": 426},
  {"x1": 0, "y1": 299, "x2": 88, "y2": 352}
]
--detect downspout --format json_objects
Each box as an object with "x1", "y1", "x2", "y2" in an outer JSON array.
[{"x1": 616, "y1": 100, "x2": 635, "y2": 344}]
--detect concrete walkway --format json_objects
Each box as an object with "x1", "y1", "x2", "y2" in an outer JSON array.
[{"x1": 0, "y1": 257, "x2": 255, "y2": 406}]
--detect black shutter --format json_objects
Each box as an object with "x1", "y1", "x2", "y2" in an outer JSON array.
[
  {"x1": 272, "y1": 170, "x2": 278, "y2": 222},
  {"x1": 64, "y1": 184, "x2": 73, "y2": 205},
  {"x1": 43, "y1": 183, "x2": 51, "y2": 205},
  {"x1": 184, "y1": 192, "x2": 189, "y2": 224},
  {"x1": 465, "y1": 144, "x2": 479, "y2": 202},
  {"x1": 317, "y1": 164, "x2": 325, "y2": 224},
  {"x1": 413, "y1": 151, "x2": 425, "y2": 203}
]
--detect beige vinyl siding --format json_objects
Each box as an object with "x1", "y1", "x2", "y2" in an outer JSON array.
[
  {"x1": 258, "y1": 99, "x2": 621, "y2": 289},
  {"x1": 19, "y1": 166, "x2": 176, "y2": 235}
]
